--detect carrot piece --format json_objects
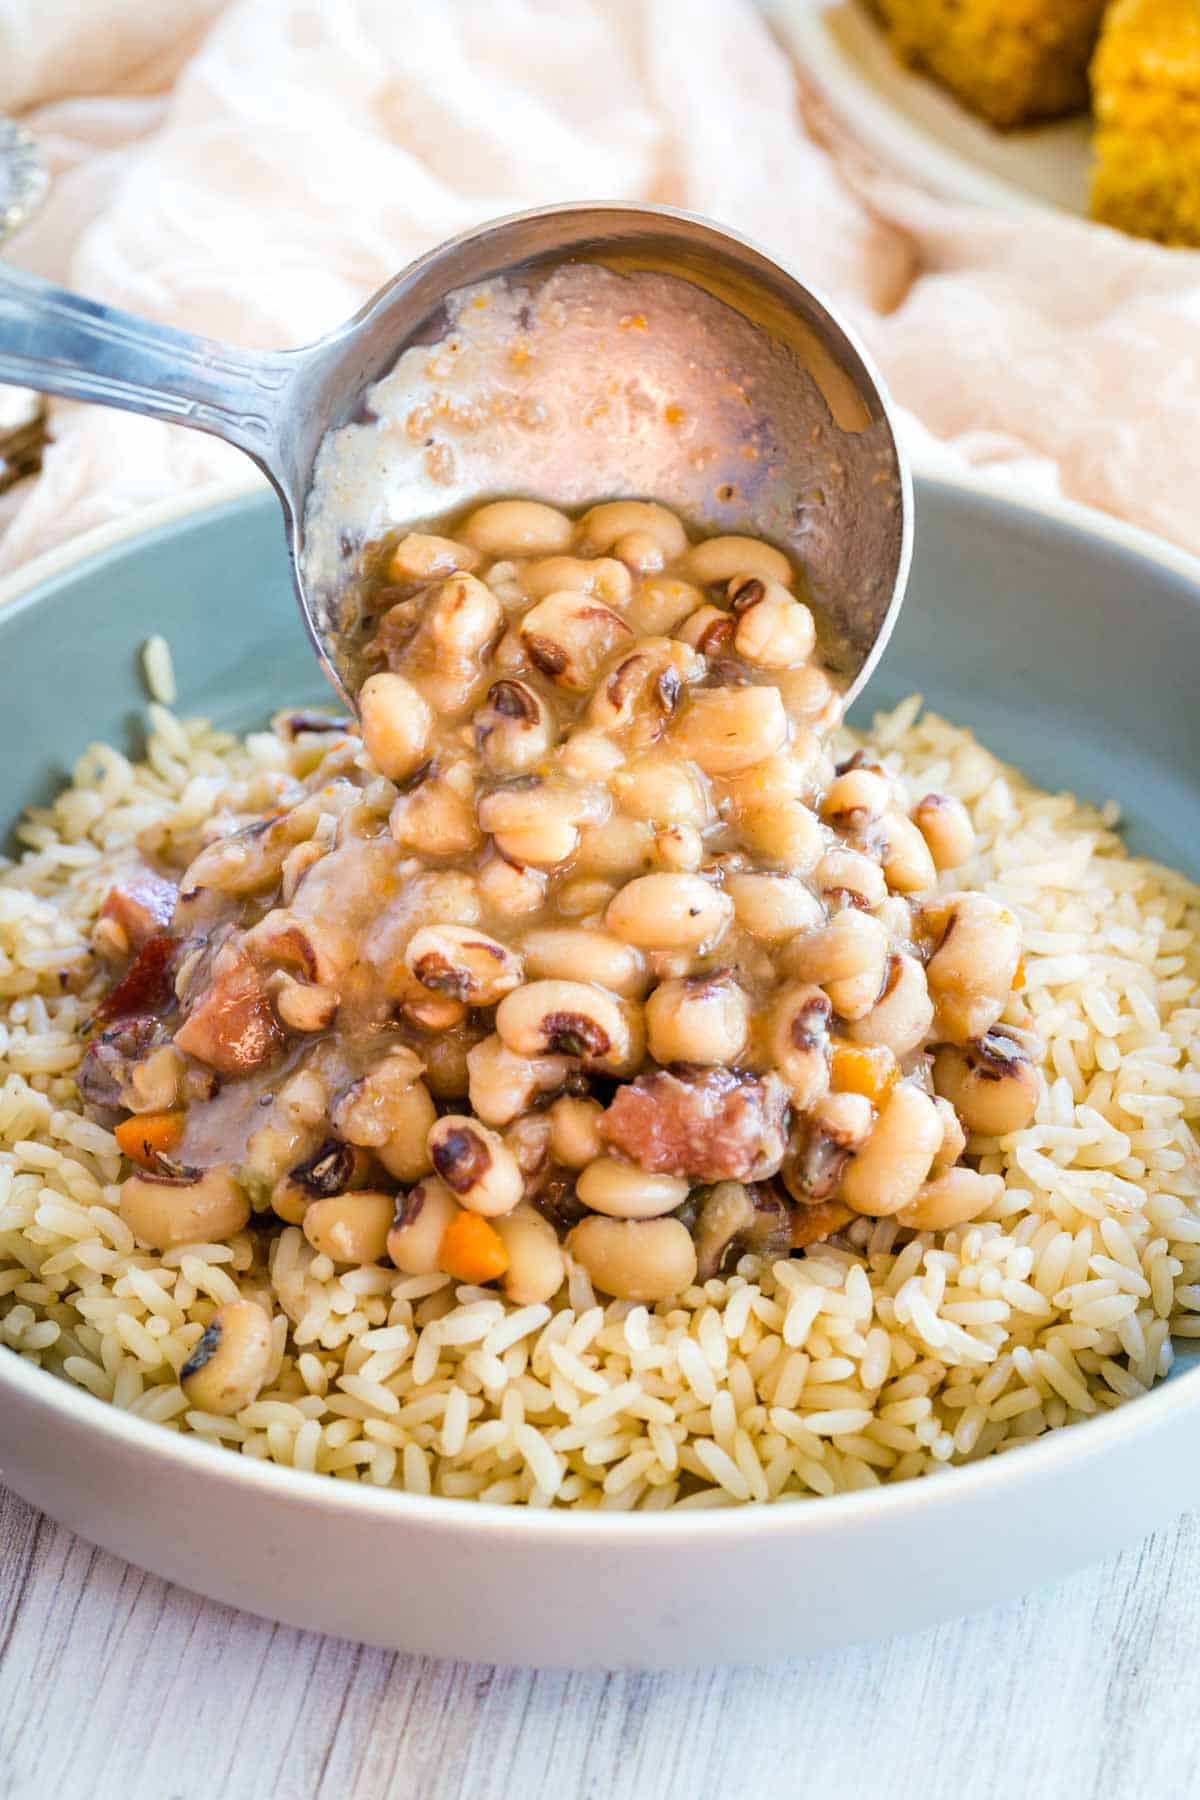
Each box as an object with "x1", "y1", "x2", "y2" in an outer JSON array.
[
  {"x1": 115, "y1": 1110, "x2": 185, "y2": 1168},
  {"x1": 1012, "y1": 956, "x2": 1026, "y2": 991},
  {"x1": 439, "y1": 1212, "x2": 509, "y2": 1285},
  {"x1": 830, "y1": 1041, "x2": 898, "y2": 1106}
]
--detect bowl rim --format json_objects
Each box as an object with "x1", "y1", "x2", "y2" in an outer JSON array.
[{"x1": 2, "y1": 466, "x2": 1199, "y2": 1542}]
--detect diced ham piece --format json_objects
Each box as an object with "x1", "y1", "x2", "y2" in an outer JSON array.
[
  {"x1": 93, "y1": 933, "x2": 179, "y2": 1026},
  {"x1": 100, "y1": 873, "x2": 178, "y2": 949},
  {"x1": 600, "y1": 1066, "x2": 789, "y2": 1183},
  {"x1": 174, "y1": 945, "x2": 282, "y2": 1076}
]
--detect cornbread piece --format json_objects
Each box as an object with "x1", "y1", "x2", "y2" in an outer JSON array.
[
  {"x1": 1091, "y1": 0, "x2": 1200, "y2": 245},
  {"x1": 869, "y1": 0, "x2": 1107, "y2": 129}
]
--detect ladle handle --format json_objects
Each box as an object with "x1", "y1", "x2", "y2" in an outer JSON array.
[{"x1": 0, "y1": 264, "x2": 293, "y2": 473}]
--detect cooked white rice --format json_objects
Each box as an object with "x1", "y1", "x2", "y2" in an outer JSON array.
[{"x1": 1, "y1": 696, "x2": 1198, "y2": 1509}]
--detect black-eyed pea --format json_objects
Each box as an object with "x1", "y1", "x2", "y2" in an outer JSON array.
[
  {"x1": 729, "y1": 576, "x2": 816, "y2": 669},
  {"x1": 776, "y1": 663, "x2": 843, "y2": 733},
  {"x1": 519, "y1": 925, "x2": 648, "y2": 998},
  {"x1": 359, "y1": 673, "x2": 432, "y2": 783},
  {"x1": 425, "y1": 572, "x2": 503, "y2": 658},
  {"x1": 125, "y1": 1044, "x2": 186, "y2": 1114},
  {"x1": 922, "y1": 892, "x2": 1023, "y2": 1044},
  {"x1": 631, "y1": 576, "x2": 704, "y2": 636},
  {"x1": 522, "y1": 554, "x2": 633, "y2": 607},
  {"x1": 897, "y1": 1167, "x2": 1005, "y2": 1232},
  {"x1": 328, "y1": 1045, "x2": 435, "y2": 1133},
  {"x1": 651, "y1": 825, "x2": 703, "y2": 871},
  {"x1": 404, "y1": 923, "x2": 523, "y2": 1006},
  {"x1": 476, "y1": 780, "x2": 586, "y2": 867},
  {"x1": 577, "y1": 500, "x2": 687, "y2": 562},
  {"x1": 692, "y1": 1181, "x2": 790, "y2": 1279},
  {"x1": 932, "y1": 1031, "x2": 1041, "y2": 1136},
  {"x1": 503, "y1": 1112, "x2": 553, "y2": 1183},
  {"x1": 573, "y1": 814, "x2": 656, "y2": 880},
  {"x1": 269, "y1": 970, "x2": 338, "y2": 1034},
  {"x1": 816, "y1": 961, "x2": 885, "y2": 1024},
  {"x1": 840, "y1": 1084, "x2": 943, "y2": 1217},
  {"x1": 577, "y1": 1156, "x2": 690, "y2": 1220},
  {"x1": 495, "y1": 978, "x2": 633, "y2": 1067},
  {"x1": 180, "y1": 1300, "x2": 273, "y2": 1416},
  {"x1": 876, "y1": 895, "x2": 915, "y2": 947},
  {"x1": 767, "y1": 982, "x2": 833, "y2": 1109},
  {"x1": 669, "y1": 686, "x2": 788, "y2": 775},
  {"x1": 781, "y1": 1089, "x2": 874, "y2": 1204},
  {"x1": 389, "y1": 762, "x2": 482, "y2": 857},
  {"x1": 813, "y1": 847, "x2": 888, "y2": 913},
  {"x1": 567, "y1": 1214, "x2": 697, "y2": 1302},
  {"x1": 555, "y1": 876, "x2": 619, "y2": 918},
  {"x1": 389, "y1": 967, "x2": 468, "y2": 1033},
  {"x1": 720, "y1": 737, "x2": 823, "y2": 809},
  {"x1": 421, "y1": 1032, "x2": 476, "y2": 1101},
  {"x1": 386, "y1": 1176, "x2": 460, "y2": 1274},
  {"x1": 675, "y1": 603, "x2": 734, "y2": 656},
  {"x1": 932, "y1": 1095, "x2": 967, "y2": 1168},
  {"x1": 605, "y1": 872, "x2": 733, "y2": 951},
  {"x1": 462, "y1": 499, "x2": 573, "y2": 557},
  {"x1": 466, "y1": 1034, "x2": 571, "y2": 1127},
  {"x1": 427, "y1": 1115, "x2": 524, "y2": 1216},
  {"x1": 726, "y1": 873, "x2": 824, "y2": 941},
  {"x1": 519, "y1": 592, "x2": 632, "y2": 693},
  {"x1": 407, "y1": 869, "x2": 483, "y2": 929},
  {"x1": 303, "y1": 1191, "x2": 395, "y2": 1264},
  {"x1": 585, "y1": 640, "x2": 700, "y2": 741},
  {"x1": 613, "y1": 530, "x2": 667, "y2": 575},
  {"x1": 271, "y1": 1139, "x2": 376, "y2": 1225},
  {"x1": 494, "y1": 1204, "x2": 566, "y2": 1304},
  {"x1": 482, "y1": 559, "x2": 524, "y2": 606},
  {"x1": 736, "y1": 801, "x2": 824, "y2": 872},
  {"x1": 559, "y1": 728, "x2": 625, "y2": 784},
  {"x1": 385, "y1": 531, "x2": 480, "y2": 584},
  {"x1": 819, "y1": 767, "x2": 891, "y2": 833},
  {"x1": 685, "y1": 536, "x2": 792, "y2": 587},
  {"x1": 880, "y1": 813, "x2": 938, "y2": 895},
  {"x1": 280, "y1": 839, "x2": 329, "y2": 904},
  {"x1": 546, "y1": 1095, "x2": 606, "y2": 1170},
  {"x1": 846, "y1": 953, "x2": 933, "y2": 1058},
  {"x1": 477, "y1": 851, "x2": 548, "y2": 918},
  {"x1": 913, "y1": 793, "x2": 975, "y2": 871},
  {"x1": 645, "y1": 971, "x2": 750, "y2": 1065},
  {"x1": 473, "y1": 680, "x2": 556, "y2": 775},
  {"x1": 613, "y1": 754, "x2": 708, "y2": 828},
  {"x1": 120, "y1": 1165, "x2": 249, "y2": 1251},
  {"x1": 783, "y1": 910, "x2": 888, "y2": 985}
]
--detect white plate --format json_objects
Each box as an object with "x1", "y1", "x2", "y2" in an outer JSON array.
[{"x1": 770, "y1": 0, "x2": 1093, "y2": 216}]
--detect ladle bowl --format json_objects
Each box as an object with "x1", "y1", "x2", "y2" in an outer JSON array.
[{"x1": 0, "y1": 202, "x2": 911, "y2": 704}]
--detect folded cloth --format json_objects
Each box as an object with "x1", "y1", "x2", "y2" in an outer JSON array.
[{"x1": 2, "y1": 0, "x2": 1199, "y2": 573}]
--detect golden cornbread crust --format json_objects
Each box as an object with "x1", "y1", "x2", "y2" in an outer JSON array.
[
  {"x1": 1091, "y1": 0, "x2": 1200, "y2": 245},
  {"x1": 868, "y1": 0, "x2": 1107, "y2": 129}
]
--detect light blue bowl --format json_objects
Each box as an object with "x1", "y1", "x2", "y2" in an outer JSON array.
[{"x1": 0, "y1": 474, "x2": 1197, "y2": 1666}]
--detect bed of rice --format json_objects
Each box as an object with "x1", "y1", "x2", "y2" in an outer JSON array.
[{"x1": 1, "y1": 690, "x2": 1199, "y2": 1510}]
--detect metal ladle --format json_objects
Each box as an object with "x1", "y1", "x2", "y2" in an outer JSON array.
[{"x1": 0, "y1": 203, "x2": 911, "y2": 707}]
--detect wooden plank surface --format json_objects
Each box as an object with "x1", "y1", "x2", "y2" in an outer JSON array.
[{"x1": 0, "y1": 1483, "x2": 1196, "y2": 1800}]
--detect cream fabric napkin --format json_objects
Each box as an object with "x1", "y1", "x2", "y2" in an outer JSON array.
[{"x1": 2, "y1": 0, "x2": 1198, "y2": 573}]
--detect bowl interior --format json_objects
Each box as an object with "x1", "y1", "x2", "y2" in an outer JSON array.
[{"x1": 0, "y1": 471, "x2": 1197, "y2": 1505}]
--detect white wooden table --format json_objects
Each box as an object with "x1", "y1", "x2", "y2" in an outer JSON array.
[{"x1": 1, "y1": 1486, "x2": 1196, "y2": 1800}]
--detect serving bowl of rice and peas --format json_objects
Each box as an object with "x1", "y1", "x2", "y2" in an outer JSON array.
[{"x1": 2, "y1": 227, "x2": 1200, "y2": 1668}]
